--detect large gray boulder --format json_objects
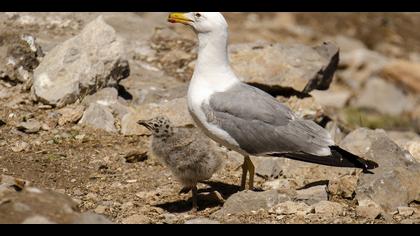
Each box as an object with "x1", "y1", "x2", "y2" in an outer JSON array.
[
  {"x1": 229, "y1": 41, "x2": 339, "y2": 93},
  {"x1": 340, "y1": 128, "x2": 420, "y2": 212},
  {"x1": 32, "y1": 16, "x2": 129, "y2": 107}
]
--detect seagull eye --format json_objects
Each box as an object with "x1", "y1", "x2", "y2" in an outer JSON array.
[{"x1": 195, "y1": 13, "x2": 202, "y2": 18}]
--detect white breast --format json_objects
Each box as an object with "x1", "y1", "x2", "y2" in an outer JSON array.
[{"x1": 187, "y1": 74, "x2": 244, "y2": 154}]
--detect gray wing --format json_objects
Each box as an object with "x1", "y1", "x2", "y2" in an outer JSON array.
[{"x1": 203, "y1": 83, "x2": 334, "y2": 156}]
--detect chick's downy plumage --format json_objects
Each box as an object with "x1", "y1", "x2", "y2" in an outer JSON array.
[{"x1": 138, "y1": 116, "x2": 224, "y2": 209}]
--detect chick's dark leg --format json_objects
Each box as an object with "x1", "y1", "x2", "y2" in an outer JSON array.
[{"x1": 191, "y1": 186, "x2": 198, "y2": 211}]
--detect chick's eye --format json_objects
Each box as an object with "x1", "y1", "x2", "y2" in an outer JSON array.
[{"x1": 195, "y1": 13, "x2": 201, "y2": 18}]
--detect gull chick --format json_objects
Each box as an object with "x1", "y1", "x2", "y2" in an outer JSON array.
[
  {"x1": 137, "y1": 116, "x2": 224, "y2": 210},
  {"x1": 168, "y1": 12, "x2": 378, "y2": 191}
]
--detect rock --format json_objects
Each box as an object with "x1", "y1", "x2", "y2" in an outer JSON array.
[
  {"x1": 310, "y1": 89, "x2": 351, "y2": 109},
  {"x1": 0, "y1": 86, "x2": 12, "y2": 99},
  {"x1": 0, "y1": 187, "x2": 80, "y2": 224},
  {"x1": 0, "y1": 32, "x2": 43, "y2": 84},
  {"x1": 120, "y1": 66, "x2": 187, "y2": 106},
  {"x1": 22, "y1": 215, "x2": 56, "y2": 224},
  {"x1": 214, "y1": 190, "x2": 290, "y2": 215},
  {"x1": 356, "y1": 198, "x2": 383, "y2": 220},
  {"x1": 312, "y1": 201, "x2": 344, "y2": 216},
  {"x1": 338, "y1": 49, "x2": 389, "y2": 90},
  {"x1": 79, "y1": 103, "x2": 117, "y2": 133},
  {"x1": 94, "y1": 205, "x2": 107, "y2": 215},
  {"x1": 327, "y1": 175, "x2": 358, "y2": 199},
  {"x1": 122, "y1": 214, "x2": 150, "y2": 224},
  {"x1": 0, "y1": 118, "x2": 6, "y2": 127},
  {"x1": 82, "y1": 87, "x2": 130, "y2": 120},
  {"x1": 0, "y1": 175, "x2": 28, "y2": 194},
  {"x1": 381, "y1": 59, "x2": 420, "y2": 93},
  {"x1": 271, "y1": 157, "x2": 355, "y2": 189},
  {"x1": 32, "y1": 16, "x2": 129, "y2": 107},
  {"x1": 252, "y1": 156, "x2": 282, "y2": 180},
  {"x1": 162, "y1": 213, "x2": 177, "y2": 224},
  {"x1": 16, "y1": 119, "x2": 41, "y2": 134},
  {"x1": 340, "y1": 128, "x2": 420, "y2": 212},
  {"x1": 325, "y1": 121, "x2": 345, "y2": 144},
  {"x1": 57, "y1": 105, "x2": 85, "y2": 126},
  {"x1": 330, "y1": 35, "x2": 366, "y2": 53},
  {"x1": 262, "y1": 179, "x2": 298, "y2": 191},
  {"x1": 387, "y1": 131, "x2": 420, "y2": 163},
  {"x1": 124, "y1": 151, "x2": 148, "y2": 163},
  {"x1": 11, "y1": 141, "x2": 30, "y2": 152},
  {"x1": 120, "y1": 97, "x2": 192, "y2": 136},
  {"x1": 184, "y1": 217, "x2": 220, "y2": 224},
  {"x1": 352, "y1": 77, "x2": 414, "y2": 116},
  {"x1": 283, "y1": 96, "x2": 324, "y2": 120},
  {"x1": 229, "y1": 41, "x2": 339, "y2": 93},
  {"x1": 272, "y1": 201, "x2": 313, "y2": 216},
  {"x1": 294, "y1": 185, "x2": 328, "y2": 205},
  {"x1": 397, "y1": 207, "x2": 415, "y2": 217},
  {"x1": 72, "y1": 213, "x2": 113, "y2": 224}
]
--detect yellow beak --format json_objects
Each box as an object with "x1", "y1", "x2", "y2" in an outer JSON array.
[{"x1": 168, "y1": 12, "x2": 193, "y2": 25}]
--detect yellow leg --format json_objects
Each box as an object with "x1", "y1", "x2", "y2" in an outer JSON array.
[
  {"x1": 245, "y1": 156, "x2": 255, "y2": 190},
  {"x1": 240, "y1": 158, "x2": 248, "y2": 190}
]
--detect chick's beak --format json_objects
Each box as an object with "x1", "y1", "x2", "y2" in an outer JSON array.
[
  {"x1": 137, "y1": 120, "x2": 151, "y2": 130},
  {"x1": 168, "y1": 12, "x2": 193, "y2": 25}
]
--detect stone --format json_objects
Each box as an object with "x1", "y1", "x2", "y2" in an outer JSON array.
[
  {"x1": 57, "y1": 105, "x2": 85, "y2": 126},
  {"x1": 397, "y1": 207, "x2": 415, "y2": 217},
  {"x1": 22, "y1": 215, "x2": 56, "y2": 224},
  {"x1": 120, "y1": 66, "x2": 187, "y2": 106},
  {"x1": 72, "y1": 213, "x2": 113, "y2": 224},
  {"x1": 252, "y1": 156, "x2": 282, "y2": 180},
  {"x1": 352, "y1": 77, "x2": 414, "y2": 116},
  {"x1": 262, "y1": 179, "x2": 298, "y2": 191},
  {"x1": 229, "y1": 41, "x2": 339, "y2": 93},
  {"x1": 381, "y1": 59, "x2": 420, "y2": 93},
  {"x1": 184, "y1": 217, "x2": 220, "y2": 224},
  {"x1": 0, "y1": 187, "x2": 80, "y2": 224},
  {"x1": 312, "y1": 201, "x2": 344, "y2": 216},
  {"x1": 120, "y1": 97, "x2": 192, "y2": 136},
  {"x1": 94, "y1": 205, "x2": 107, "y2": 215},
  {"x1": 0, "y1": 32, "x2": 43, "y2": 84},
  {"x1": 11, "y1": 141, "x2": 30, "y2": 152},
  {"x1": 32, "y1": 16, "x2": 129, "y2": 107},
  {"x1": 340, "y1": 128, "x2": 420, "y2": 212},
  {"x1": 283, "y1": 96, "x2": 324, "y2": 121},
  {"x1": 338, "y1": 48, "x2": 389, "y2": 90},
  {"x1": 0, "y1": 117, "x2": 6, "y2": 127},
  {"x1": 272, "y1": 201, "x2": 313, "y2": 216},
  {"x1": 327, "y1": 175, "x2": 358, "y2": 199},
  {"x1": 214, "y1": 190, "x2": 290, "y2": 215},
  {"x1": 79, "y1": 103, "x2": 117, "y2": 133},
  {"x1": 271, "y1": 158, "x2": 355, "y2": 189},
  {"x1": 310, "y1": 89, "x2": 351, "y2": 109},
  {"x1": 16, "y1": 119, "x2": 41, "y2": 134},
  {"x1": 294, "y1": 185, "x2": 328, "y2": 205},
  {"x1": 122, "y1": 214, "x2": 150, "y2": 224},
  {"x1": 356, "y1": 199, "x2": 383, "y2": 220},
  {"x1": 82, "y1": 87, "x2": 130, "y2": 119},
  {"x1": 387, "y1": 131, "x2": 420, "y2": 163}
]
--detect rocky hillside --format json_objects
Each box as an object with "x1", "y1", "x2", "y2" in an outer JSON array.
[{"x1": 0, "y1": 12, "x2": 419, "y2": 224}]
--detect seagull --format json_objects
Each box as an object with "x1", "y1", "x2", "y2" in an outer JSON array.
[
  {"x1": 137, "y1": 116, "x2": 224, "y2": 210},
  {"x1": 168, "y1": 12, "x2": 378, "y2": 190}
]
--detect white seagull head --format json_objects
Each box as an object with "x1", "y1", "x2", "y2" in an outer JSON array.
[{"x1": 168, "y1": 12, "x2": 228, "y2": 34}]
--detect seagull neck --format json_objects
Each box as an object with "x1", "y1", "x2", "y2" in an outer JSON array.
[{"x1": 195, "y1": 31, "x2": 233, "y2": 75}]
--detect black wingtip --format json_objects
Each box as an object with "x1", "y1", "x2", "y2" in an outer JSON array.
[{"x1": 330, "y1": 146, "x2": 379, "y2": 170}]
